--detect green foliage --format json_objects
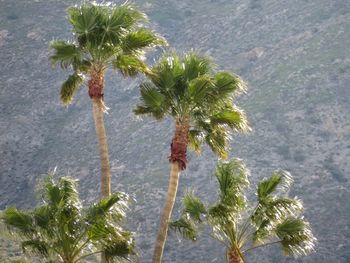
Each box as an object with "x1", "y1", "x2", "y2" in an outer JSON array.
[
  {"x1": 134, "y1": 52, "x2": 249, "y2": 158},
  {"x1": 1, "y1": 173, "x2": 135, "y2": 263},
  {"x1": 172, "y1": 158, "x2": 316, "y2": 259},
  {"x1": 50, "y1": 3, "x2": 166, "y2": 104}
]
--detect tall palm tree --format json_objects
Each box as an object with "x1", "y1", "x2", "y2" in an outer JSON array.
[
  {"x1": 171, "y1": 159, "x2": 316, "y2": 263},
  {"x1": 50, "y1": 3, "x2": 166, "y2": 198},
  {"x1": 134, "y1": 52, "x2": 250, "y2": 263},
  {"x1": 1, "y1": 173, "x2": 135, "y2": 263}
]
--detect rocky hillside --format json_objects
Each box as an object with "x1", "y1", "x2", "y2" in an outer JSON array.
[{"x1": 0, "y1": 0, "x2": 349, "y2": 262}]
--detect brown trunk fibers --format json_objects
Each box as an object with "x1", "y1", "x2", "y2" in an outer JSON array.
[
  {"x1": 227, "y1": 248, "x2": 244, "y2": 263},
  {"x1": 152, "y1": 118, "x2": 189, "y2": 263}
]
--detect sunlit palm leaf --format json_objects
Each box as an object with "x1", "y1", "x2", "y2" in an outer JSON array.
[
  {"x1": 183, "y1": 192, "x2": 207, "y2": 223},
  {"x1": 121, "y1": 28, "x2": 166, "y2": 54},
  {"x1": 276, "y1": 218, "x2": 316, "y2": 257},
  {"x1": 60, "y1": 74, "x2": 84, "y2": 105},
  {"x1": 50, "y1": 41, "x2": 82, "y2": 69}
]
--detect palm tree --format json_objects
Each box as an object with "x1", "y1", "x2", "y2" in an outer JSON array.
[
  {"x1": 134, "y1": 52, "x2": 250, "y2": 263},
  {"x1": 50, "y1": 3, "x2": 166, "y2": 198},
  {"x1": 171, "y1": 159, "x2": 316, "y2": 263},
  {"x1": 1, "y1": 173, "x2": 135, "y2": 263}
]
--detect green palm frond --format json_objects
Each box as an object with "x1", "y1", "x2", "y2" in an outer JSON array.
[
  {"x1": 182, "y1": 192, "x2": 207, "y2": 223},
  {"x1": 50, "y1": 40, "x2": 83, "y2": 69},
  {"x1": 134, "y1": 82, "x2": 168, "y2": 119},
  {"x1": 121, "y1": 28, "x2": 167, "y2": 54},
  {"x1": 188, "y1": 130, "x2": 203, "y2": 153},
  {"x1": 67, "y1": 5, "x2": 101, "y2": 41},
  {"x1": 2, "y1": 208, "x2": 34, "y2": 237},
  {"x1": 112, "y1": 54, "x2": 148, "y2": 77},
  {"x1": 183, "y1": 53, "x2": 213, "y2": 81},
  {"x1": 60, "y1": 74, "x2": 84, "y2": 105},
  {"x1": 170, "y1": 215, "x2": 199, "y2": 241},
  {"x1": 214, "y1": 71, "x2": 247, "y2": 96},
  {"x1": 110, "y1": 3, "x2": 147, "y2": 29},
  {"x1": 33, "y1": 206, "x2": 51, "y2": 231},
  {"x1": 22, "y1": 240, "x2": 49, "y2": 257},
  {"x1": 210, "y1": 107, "x2": 249, "y2": 132},
  {"x1": 276, "y1": 218, "x2": 316, "y2": 257},
  {"x1": 58, "y1": 176, "x2": 79, "y2": 203},
  {"x1": 215, "y1": 159, "x2": 250, "y2": 199},
  {"x1": 204, "y1": 126, "x2": 231, "y2": 159},
  {"x1": 104, "y1": 231, "x2": 135, "y2": 260},
  {"x1": 187, "y1": 75, "x2": 214, "y2": 102},
  {"x1": 86, "y1": 192, "x2": 128, "y2": 224},
  {"x1": 257, "y1": 171, "x2": 293, "y2": 201}
]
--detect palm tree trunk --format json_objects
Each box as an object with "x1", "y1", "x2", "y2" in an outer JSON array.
[
  {"x1": 92, "y1": 98, "x2": 111, "y2": 198},
  {"x1": 89, "y1": 68, "x2": 111, "y2": 199},
  {"x1": 152, "y1": 161, "x2": 180, "y2": 263},
  {"x1": 227, "y1": 248, "x2": 244, "y2": 263},
  {"x1": 152, "y1": 118, "x2": 189, "y2": 263}
]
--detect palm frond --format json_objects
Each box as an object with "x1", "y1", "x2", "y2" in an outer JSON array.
[
  {"x1": 188, "y1": 130, "x2": 203, "y2": 153},
  {"x1": 22, "y1": 240, "x2": 49, "y2": 257},
  {"x1": 210, "y1": 107, "x2": 250, "y2": 132},
  {"x1": 276, "y1": 218, "x2": 316, "y2": 257},
  {"x1": 134, "y1": 82, "x2": 168, "y2": 119},
  {"x1": 183, "y1": 53, "x2": 213, "y2": 81},
  {"x1": 205, "y1": 126, "x2": 230, "y2": 159},
  {"x1": 111, "y1": 3, "x2": 147, "y2": 29},
  {"x1": 86, "y1": 192, "x2": 128, "y2": 224},
  {"x1": 104, "y1": 231, "x2": 135, "y2": 260},
  {"x1": 214, "y1": 71, "x2": 247, "y2": 96},
  {"x1": 112, "y1": 54, "x2": 148, "y2": 77},
  {"x1": 257, "y1": 171, "x2": 293, "y2": 201},
  {"x1": 121, "y1": 28, "x2": 167, "y2": 54},
  {"x1": 2, "y1": 208, "x2": 35, "y2": 237},
  {"x1": 170, "y1": 215, "x2": 199, "y2": 241},
  {"x1": 59, "y1": 176, "x2": 79, "y2": 204},
  {"x1": 33, "y1": 206, "x2": 51, "y2": 231},
  {"x1": 182, "y1": 192, "x2": 207, "y2": 223},
  {"x1": 60, "y1": 74, "x2": 84, "y2": 105},
  {"x1": 187, "y1": 75, "x2": 214, "y2": 102},
  {"x1": 215, "y1": 159, "x2": 250, "y2": 199},
  {"x1": 67, "y1": 5, "x2": 101, "y2": 42},
  {"x1": 49, "y1": 40, "x2": 83, "y2": 69}
]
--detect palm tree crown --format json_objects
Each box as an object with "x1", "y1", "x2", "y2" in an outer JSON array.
[
  {"x1": 50, "y1": 2, "x2": 166, "y2": 105},
  {"x1": 171, "y1": 159, "x2": 316, "y2": 263},
  {"x1": 1, "y1": 173, "x2": 135, "y2": 263},
  {"x1": 134, "y1": 52, "x2": 249, "y2": 165}
]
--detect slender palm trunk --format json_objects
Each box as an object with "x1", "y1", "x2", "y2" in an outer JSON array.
[
  {"x1": 227, "y1": 248, "x2": 244, "y2": 263},
  {"x1": 92, "y1": 98, "x2": 111, "y2": 198},
  {"x1": 89, "y1": 68, "x2": 111, "y2": 198},
  {"x1": 152, "y1": 118, "x2": 189, "y2": 263},
  {"x1": 152, "y1": 162, "x2": 180, "y2": 263}
]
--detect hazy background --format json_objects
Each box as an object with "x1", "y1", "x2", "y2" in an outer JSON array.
[{"x1": 0, "y1": 0, "x2": 349, "y2": 262}]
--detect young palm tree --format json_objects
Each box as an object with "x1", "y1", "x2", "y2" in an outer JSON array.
[
  {"x1": 134, "y1": 52, "x2": 250, "y2": 263},
  {"x1": 1, "y1": 173, "x2": 135, "y2": 263},
  {"x1": 171, "y1": 159, "x2": 316, "y2": 263},
  {"x1": 50, "y1": 3, "x2": 166, "y2": 198}
]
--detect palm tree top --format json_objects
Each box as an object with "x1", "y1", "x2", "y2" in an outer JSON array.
[
  {"x1": 49, "y1": 2, "x2": 167, "y2": 105},
  {"x1": 134, "y1": 51, "x2": 250, "y2": 159},
  {"x1": 171, "y1": 159, "x2": 316, "y2": 259},
  {"x1": 1, "y1": 172, "x2": 136, "y2": 262}
]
